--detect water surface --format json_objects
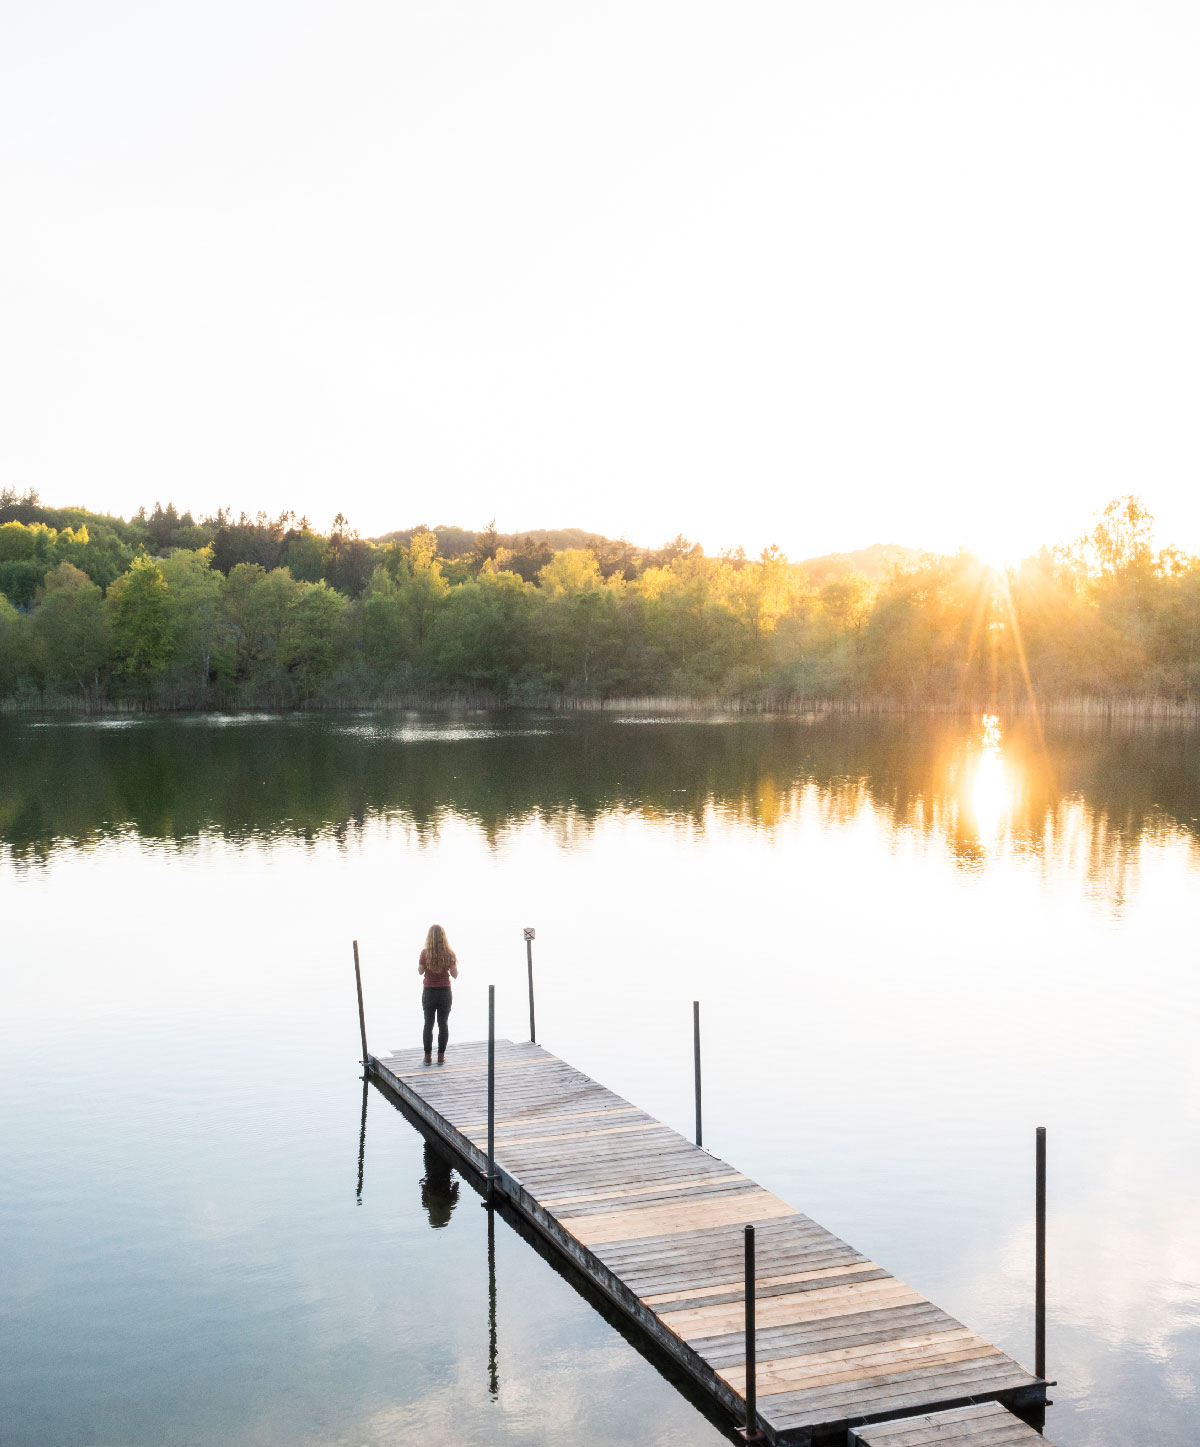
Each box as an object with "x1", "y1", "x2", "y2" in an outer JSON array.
[{"x1": 2, "y1": 712, "x2": 1197, "y2": 1445}]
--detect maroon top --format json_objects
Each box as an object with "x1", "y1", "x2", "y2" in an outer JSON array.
[{"x1": 419, "y1": 947, "x2": 458, "y2": 989}]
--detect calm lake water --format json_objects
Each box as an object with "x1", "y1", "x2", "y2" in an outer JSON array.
[{"x1": 1, "y1": 711, "x2": 1198, "y2": 1446}]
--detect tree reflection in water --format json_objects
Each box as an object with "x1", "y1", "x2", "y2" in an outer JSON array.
[{"x1": 1, "y1": 713, "x2": 1196, "y2": 901}]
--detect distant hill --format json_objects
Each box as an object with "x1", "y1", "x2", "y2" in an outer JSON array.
[
  {"x1": 370, "y1": 526, "x2": 921, "y2": 576},
  {"x1": 371, "y1": 524, "x2": 621, "y2": 558},
  {"x1": 3, "y1": 492, "x2": 923, "y2": 582},
  {"x1": 797, "y1": 543, "x2": 921, "y2": 584}
]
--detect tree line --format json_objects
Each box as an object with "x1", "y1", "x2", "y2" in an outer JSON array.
[{"x1": 0, "y1": 491, "x2": 1197, "y2": 710}]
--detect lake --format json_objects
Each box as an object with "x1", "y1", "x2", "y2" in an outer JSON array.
[{"x1": 1, "y1": 711, "x2": 1197, "y2": 1445}]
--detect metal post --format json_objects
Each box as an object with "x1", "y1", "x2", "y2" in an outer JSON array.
[
  {"x1": 486, "y1": 983, "x2": 496, "y2": 1205},
  {"x1": 1035, "y1": 1125, "x2": 1047, "y2": 1380},
  {"x1": 740, "y1": 1223, "x2": 763, "y2": 1440},
  {"x1": 524, "y1": 927, "x2": 536, "y2": 1043},
  {"x1": 693, "y1": 999, "x2": 703, "y2": 1148},
  {"x1": 352, "y1": 940, "x2": 369, "y2": 1068}
]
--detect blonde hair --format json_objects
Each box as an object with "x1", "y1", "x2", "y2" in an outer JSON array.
[{"x1": 424, "y1": 924, "x2": 454, "y2": 974}]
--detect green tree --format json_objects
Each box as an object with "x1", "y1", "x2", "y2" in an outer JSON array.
[
  {"x1": 280, "y1": 527, "x2": 326, "y2": 583},
  {"x1": 220, "y1": 563, "x2": 300, "y2": 696},
  {"x1": 361, "y1": 565, "x2": 411, "y2": 681},
  {"x1": 323, "y1": 515, "x2": 376, "y2": 597},
  {"x1": 397, "y1": 529, "x2": 449, "y2": 664},
  {"x1": 106, "y1": 555, "x2": 174, "y2": 696},
  {"x1": 283, "y1": 581, "x2": 350, "y2": 698},
  {"x1": 0, "y1": 592, "x2": 35, "y2": 698},
  {"x1": 432, "y1": 568, "x2": 537, "y2": 692},
  {"x1": 818, "y1": 571, "x2": 874, "y2": 680},
  {"x1": 635, "y1": 554, "x2": 743, "y2": 691},
  {"x1": 535, "y1": 550, "x2": 626, "y2": 693},
  {"x1": 31, "y1": 562, "x2": 110, "y2": 700},
  {"x1": 160, "y1": 547, "x2": 223, "y2": 703}
]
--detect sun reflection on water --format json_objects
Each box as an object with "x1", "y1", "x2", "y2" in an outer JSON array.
[{"x1": 968, "y1": 714, "x2": 1011, "y2": 841}]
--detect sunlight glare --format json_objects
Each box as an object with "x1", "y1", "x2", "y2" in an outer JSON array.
[
  {"x1": 968, "y1": 714, "x2": 1011, "y2": 840},
  {"x1": 969, "y1": 539, "x2": 1019, "y2": 574}
]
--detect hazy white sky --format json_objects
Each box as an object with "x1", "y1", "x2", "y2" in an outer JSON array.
[{"x1": 3, "y1": 2, "x2": 1198, "y2": 561}]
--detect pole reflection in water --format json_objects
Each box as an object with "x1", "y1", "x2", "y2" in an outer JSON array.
[
  {"x1": 419, "y1": 1142, "x2": 460, "y2": 1229},
  {"x1": 487, "y1": 1207, "x2": 499, "y2": 1401},
  {"x1": 356, "y1": 1074, "x2": 368, "y2": 1204}
]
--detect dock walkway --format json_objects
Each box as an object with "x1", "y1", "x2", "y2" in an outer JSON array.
[{"x1": 369, "y1": 1039, "x2": 1046, "y2": 1445}]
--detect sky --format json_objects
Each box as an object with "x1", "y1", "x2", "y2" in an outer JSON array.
[{"x1": 3, "y1": 1, "x2": 1199, "y2": 563}]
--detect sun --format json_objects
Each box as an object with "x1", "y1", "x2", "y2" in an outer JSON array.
[{"x1": 965, "y1": 536, "x2": 1023, "y2": 575}]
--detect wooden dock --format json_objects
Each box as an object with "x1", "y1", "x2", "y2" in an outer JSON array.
[{"x1": 368, "y1": 1039, "x2": 1048, "y2": 1445}]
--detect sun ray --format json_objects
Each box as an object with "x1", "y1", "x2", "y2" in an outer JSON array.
[{"x1": 992, "y1": 566, "x2": 1054, "y2": 786}]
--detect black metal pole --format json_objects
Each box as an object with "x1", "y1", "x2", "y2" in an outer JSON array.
[
  {"x1": 525, "y1": 928, "x2": 536, "y2": 1043},
  {"x1": 1035, "y1": 1125, "x2": 1046, "y2": 1380},
  {"x1": 353, "y1": 940, "x2": 369, "y2": 1067},
  {"x1": 486, "y1": 983, "x2": 496, "y2": 1205},
  {"x1": 693, "y1": 999, "x2": 703, "y2": 1148},
  {"x1": 740, "y1": 1223, "x2": 762, "y2": 1441}
]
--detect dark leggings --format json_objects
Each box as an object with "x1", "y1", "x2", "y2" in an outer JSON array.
[{"x1": 422, "y1": 986, "x2": 452, "y2": 1055}]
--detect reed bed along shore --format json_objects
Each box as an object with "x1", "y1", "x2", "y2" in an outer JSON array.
[{"x1": 4, "y1": 691, "x2": 1199, "y2": 721}]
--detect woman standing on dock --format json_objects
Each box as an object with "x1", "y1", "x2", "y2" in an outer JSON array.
[{"x1": 419, "y1": 924, "x2": 458, "y2": 1065}]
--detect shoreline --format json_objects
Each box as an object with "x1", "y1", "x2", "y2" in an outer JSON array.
[{"x1": 3, "y1": 692, "x2": 1199, "y2": 721}]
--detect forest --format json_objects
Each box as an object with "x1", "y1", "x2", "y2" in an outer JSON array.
[{"x1": 0, "y1": 490, "x2": 1197, "y2": 712}]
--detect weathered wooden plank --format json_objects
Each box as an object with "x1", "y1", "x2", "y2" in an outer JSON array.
[
  {"x1": 545, "y1": 1181, "x2": 761, "y2": 1220},
  {"x1": 766, "y1": 1361, "x2": 1039, "y2": 1429},
  {"x1": 661, "y1": 1278, "x2": 929, "y2": 1340},
  {"x1": 601, "y1": 1230, "x2": 853, "y2": 1277},
  {"x1": 721, "y1": 1331, "x2": 1000, "y2": 1396},
  {"x1": 485, "y1": 1129, "x2": 686, "y2": 1166},
  {"x1": 462, "y1": 1103, "x2": 641, "y2": 1132},
  {"x1": 699, "y1": 1304, "x2": 963, "y2": 1369},
  {"x1": 599, "y1": 1241, "x2": 873, "y2": 1299},
  {"x1": 539, "y1": 1169, "x2": 746, "y2": 1205},
  {"x1": 847, "y1": 1399, "x2": 1049, "y2": 1444},
  {"x1": 381, "y1": 1038, "x2": 541, "y2": 1062},
  {"x1": 515, "y1": 1160, "x2": 728, "y2": 1199},
  {"x1": 462, "y1": 1120, "x2": 665, "y2": 1151},
  {"x1": 562, "y1": 1188, "x2": 798, "y2": 1247},
  {"x1": 391, "y1": 1054, "x2": 562, "y2": 1079},
  {"x1": 541, "y1": 1172, "x2": 750, "y2": 1211},
  {"x1": 514, "y1": 1156, "x2": 733, "y2": 1196},
  {"x1": 593, "y1": 1213, "x2": 835, "y2": 1267},
  {"x1": 642, "y1": 1258, "x2": 883, "y2": 1307},
  {"x1": 643, "y1": 1266, "x2": 892, "y2": 1317},
  {"x1": 470, "y1": 1109, "x2": 655, "y2": 1133},
  {"x1": 592, "y1": 1250, "x2": 845, "y2": 1300}
]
